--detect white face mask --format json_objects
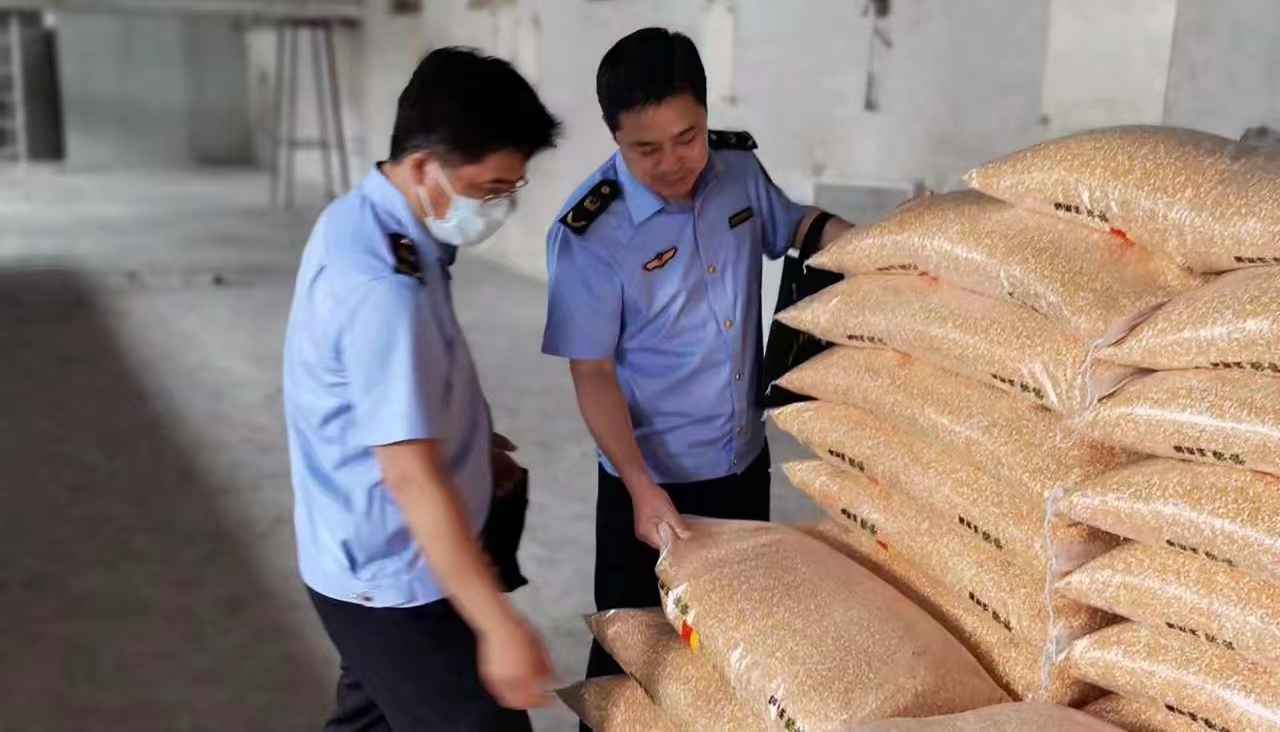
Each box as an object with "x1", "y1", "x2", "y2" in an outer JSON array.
[{"x1": 418, "y1": 162, "x2": 515, "y2": 248}]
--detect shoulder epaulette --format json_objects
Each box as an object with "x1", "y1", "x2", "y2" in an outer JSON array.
[
  {"x1": 708, "y1": 130, "x2": 758, "y2": 151},
  {"x1": 389, "y1": 234, "x2": 424, "y2": 283},
  {"x1": 560, "y1": 179, "x2": 621, "y2": 236}
]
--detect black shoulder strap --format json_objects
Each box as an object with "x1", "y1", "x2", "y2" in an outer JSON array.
[
  {"x1": 559, "y1": 179, "x2": 621, "y2": 236},
  {"x1": 799, "y1": 212, "x2": 835, "y2": 262},
  {"x1": 389, "y1": 234, "x2": 424, "y2": 283},
  {"x1": 759, "y1": 211, "x2": 842, "y2": 409},
  {"x1": 708, "y1": 130, "x2": 758, "y2": 151}
]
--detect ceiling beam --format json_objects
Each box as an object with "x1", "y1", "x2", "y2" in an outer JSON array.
[{"x1": 0, "y1": 0, "x2": 364, "y2": 20}]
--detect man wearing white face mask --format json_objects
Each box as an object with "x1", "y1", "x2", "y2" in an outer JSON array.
[{"x1": 282, "y1": 47, "x2": 561, "y2": 731}]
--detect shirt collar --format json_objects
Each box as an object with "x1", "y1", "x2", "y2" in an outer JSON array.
[
  {"x1": 358, "y1": 165, "x2": 455, "y2": 268},
  {"x1": 613, "y1": 150, "x2": 721, "y2": 225},
  {"x1": 614, "y1": 152, "x2": 664, "y2": 225}
]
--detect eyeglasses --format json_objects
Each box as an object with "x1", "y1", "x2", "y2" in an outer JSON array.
[{"x1": 479, "y1": 177, "x2": 528, "y2": 204}]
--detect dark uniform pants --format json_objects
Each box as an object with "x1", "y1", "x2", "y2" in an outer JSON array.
[
  {"x1": 309, "y1": 589, "x2": 532, "y2": 732},
  {"x1": 584, "y1": 443, "x2": 772, "y2": 686}
]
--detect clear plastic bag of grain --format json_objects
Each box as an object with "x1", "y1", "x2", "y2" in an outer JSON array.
[
  {"x1": 585, "y1": 609, "x2": 770, "y2": 732},
  {"x1": 965, "y1": 125, "x2": 1280, "y2": 273},
  {"x1": 657, "y1": 519, "x2": 1010, "y2": 732},
  {"x1": 853, "y1": 702, "x2": 1126, "y2": 732},
  {"x1": 1060, "y1": 458, "x2": 1280, "y2": 584},
  {"x1": 809, "y1": 190, "x2": 1202, "y2": 344},
  {"x1": 772, "y1": 401, "x2": 1115, "y2": 575},
  {"x1": 1080, "y1": 369, "x2": 1280, "y2": 476},
  {"x1": 775, "y1": 347, "x2": 1131, "y2": 498},
  {"x1": 775, "y1": 275, "x2": 1138, "y2": 413},
  {"x1": 1100, "y1": 266, "x2": 1280, "y2": 374},
  {"x1": 1084, "y1": 696, "x2": 1206, "y2": 732},
  {"x1": 784, "y1": 461, "x2": 1114, "y2": 657},
  {"x1": 797, "y1": 519, "x2": 1102, "y2": 707},
  {"x1": 1068, "y1": 622, "x2": 1280, "y2": 732},
  {"x1": 557, "y1": 675, "x2": 676, "y2": 732},
  {"x1": 1058, "y1": 542, "x2": 1280, "y2": 671}
]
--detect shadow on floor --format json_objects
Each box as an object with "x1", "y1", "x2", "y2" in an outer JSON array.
[{"x1": 0, "y1": 268, "x2": 328, "y2": 731}]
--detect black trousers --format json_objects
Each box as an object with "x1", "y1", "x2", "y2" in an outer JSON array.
[
  {"x1": 584, "y1": 443, "x2": 772, "y2": 685},
  {"x1": 309, "y1": 589, "x2": 532, "y2": 732}
]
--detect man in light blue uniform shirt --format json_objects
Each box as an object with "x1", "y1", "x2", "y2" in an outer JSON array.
[
  {"x1": 283, "y1": 48, "x2": 560, "y2": 731},
  {"x1": 541, "y1": 28, "x2": 852, "y2": 695}
]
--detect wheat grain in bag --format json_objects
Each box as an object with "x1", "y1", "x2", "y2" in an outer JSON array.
[
  {"x1": 1058, "y1": 542, "x2": 1280, "y2": 670},
  {"x1": 1101, "y1": 266, "x2": 1280, "y2": 375},
  {"x1": 853, "y1": 702, "x2": 1126, "y2": 732},
  {"x1": 1083, "y1": 696, "x2": 1206, "y2": 732},
  {"x1": 795, "y1": 519, "x2": 1100, "y2": 707},
  {"x1": 784, "y1": 461, "x2": 1113, "y2": 656},
  {"x1": 776, "y1": 347, "x2": 1130, "y2": 497},
  {"x1": 557, "y1": 675, "x2": 676, "y2": 732},
  {"x1": 657, "y1": 519, "x2": 1009, "y2": 732},
  {"x1": 1061, "y1": 458, "x2": 1280, "y2": 585},
  {"x1": 1079, "y1": 369, "x2": 1280, "y2": 476},
  {"x1": 585, "y1": 609, "x2": 769, "y2": 732},
  {"x1": 1068, "y1": 622, "x2": 1280, "y2": 732},
  {"x1": 965, "y1": 126, "x2": 1280, "y2": 273},
  {"x1": 772, "y1": 400, "x2": 1114, "y2": 574},
  {"x1": 810, "y1": 189, "x2": 1201, "y2": 343},
  {"x1": 776, "y1": 274, "x2": 1137, "y2": 413}
]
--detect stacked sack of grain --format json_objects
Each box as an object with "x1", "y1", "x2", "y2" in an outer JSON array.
[
  {"x1": 769, "y1": 152, "x2": 1212, "y2": 702},
  {"x1": 561, "y1": 519, "x2": 1011, "y2": 732},
  {"x1": 963, "y1": 125, "x2": 1280, "y2": 732}
]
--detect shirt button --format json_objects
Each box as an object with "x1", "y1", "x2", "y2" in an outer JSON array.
[
  {"x1": 735, "y1": 372, "x2": 742, "y2": 381},
  {"x1": 735, "y1": 425, "x2": 744, "y2": 434},
  {"x1": 724, "y1": 319, "x2": 734, "y2": 330},
  {"x1": 708, "y1": 264, "x2": 718, "y2": 275}
]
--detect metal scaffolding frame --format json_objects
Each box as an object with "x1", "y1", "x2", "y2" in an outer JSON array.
[
  {"x1": 268, "y1": 17, "x2": 350, "y2": 208},
  {"x1": 0, "y1": 12, "x2": 28, "y2": 162}
]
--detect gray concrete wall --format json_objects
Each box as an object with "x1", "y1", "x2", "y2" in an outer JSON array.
[
  {"x1": 1164, "y1": 0, "x2": 1280, "y2": 137},
  {"x1": 55, "y1": 11, "x2": 253, "y2": 168},
  {"x1": 56, "y1": 13, "x2": 192, "y2": 167},
  {"x1": 186, "y1": 16, "x2": 255, "y2": 165}
]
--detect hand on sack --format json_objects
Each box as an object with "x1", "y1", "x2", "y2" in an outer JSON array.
[{"x1": 628, "y1": 478, "x2": 689, "y2": 550}]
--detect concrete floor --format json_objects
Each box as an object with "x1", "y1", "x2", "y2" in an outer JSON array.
[{"x1": 0, "y1": 165, "x2": 820, "y2": 732}]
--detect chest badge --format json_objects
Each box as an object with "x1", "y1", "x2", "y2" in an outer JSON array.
[
  {"x1": 389, "y1": 234, "x2": 424, "y2": 283},
  {"x1": 643, "y1": 247, "x2": 679, "y2": 272},
  {"x1": 729, "y1": 207, "x2": 755, "y2": 229}
]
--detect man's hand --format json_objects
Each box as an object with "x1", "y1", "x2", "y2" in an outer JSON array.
[
  {"x1": 627, "y1": 478, "x2": 689, "y2": 549},
  {"x1": 491, "y1": 432, "x2": 523, "y2": 497},
  {"x1": 477, "y1": 612, "x2": 555, "y2": 710}
]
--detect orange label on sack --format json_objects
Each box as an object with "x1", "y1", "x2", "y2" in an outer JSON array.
[{"x1": 679, "y1": 621, "x2": 700, "y2": 652}]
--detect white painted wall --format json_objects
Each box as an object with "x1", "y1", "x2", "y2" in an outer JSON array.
[
  {"x1": 1164, "y1": 0, "x2": 1280, "y2": 137},
  {"x1": 1040, "y1": 0, "x2": 1178, "y2": 137},
  {"x1": 418, "y1": 0, "x2": 1054, "y2": 282}
]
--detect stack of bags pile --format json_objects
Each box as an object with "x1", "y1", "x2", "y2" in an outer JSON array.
[
  {"x1": 559, "y1": 126, "x2": 1280, "y2": 732},
  {"x1": 956, "y1": 131, "x2": 1280, "y2": 732},
  {"x1": 771, "y1": 126, "x2": 1280, "y2": 712}
]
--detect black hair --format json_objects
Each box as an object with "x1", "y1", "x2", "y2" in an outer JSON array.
[
  {"x1": 389, "y1": 47, "x2": 561, "y2": 163},
  {"x1": 596, "y1": 28, "x2": 707, "y2": 134}
]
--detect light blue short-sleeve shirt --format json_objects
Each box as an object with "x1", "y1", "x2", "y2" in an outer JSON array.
[
  {"x1": 283, "y1": 168, "x2": 492, "y2": 608},
  {"x1": 542, "y1": 133, "x2": 807, "y2": 484}
]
